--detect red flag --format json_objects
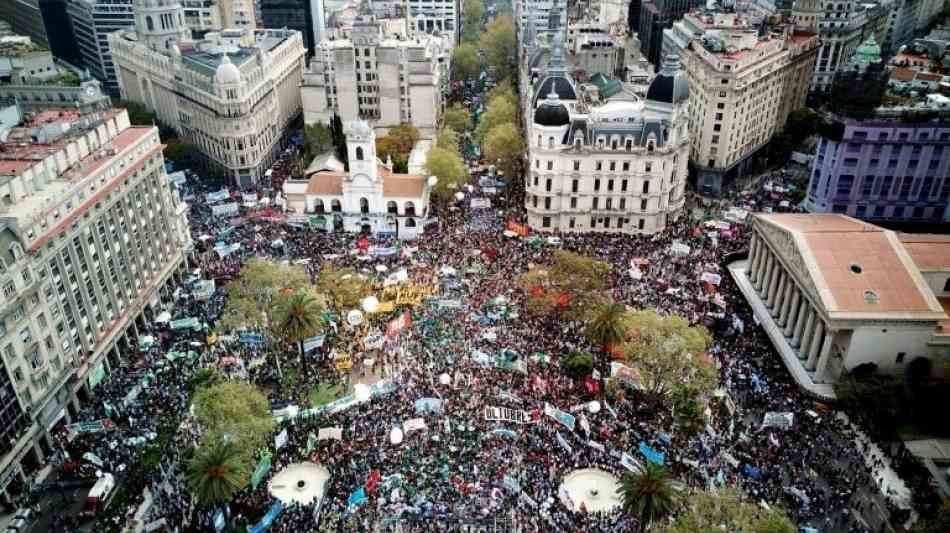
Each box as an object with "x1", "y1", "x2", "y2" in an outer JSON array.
[
  {"x1": 357, "y1": 237, "x2": 370, "y2": 251},
  {"x1": 556, "y1": 293, "x2": 571, "y2": 308},
  {"x1": 365, "y1": 469, "x2": 381, "y2": 493},
  {"x1": 530, "y1": 286, "x2": 544, "y2": 297},
  {"x1": 584, "y1": 376, "x2": 600, "y2": 394},
  {"x1": 481, "y1": 246, "x2": 499, "y2": 262}
]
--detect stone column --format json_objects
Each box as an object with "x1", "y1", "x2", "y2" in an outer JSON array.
[
  {"x1": 806, "y1": 320, "x2": 825, "y2": 370},
  {"x1": 767, "y1": 266, "x2": 781, "y2": 307},
  {"x1": 757, "y1": 253, "x2": 771, "y2": 293},
  {"x1": 814, "y1": 332, "x2": 835, "y2": 382},
  {"x1": 798, "y1": 309, "x2": 815, "y2": 356},
  {"x1": 770, "y1": 273, "x2": 786, "y2": 316},
  {"x1": 791, "y1": 299, "x2": 808, "y2": 346},
  {"x1": 778, "y1": 281, "x2": 794, "y2": 325},
  {"x1": 32, "y1": 440, "x2": 45, "y2": 464},
  {"x1": 782, "y1": 289, "x2": 800, "y2": 334},
  {"x1": 749, "y1": 236, "x2": 762, "y2": 284}
]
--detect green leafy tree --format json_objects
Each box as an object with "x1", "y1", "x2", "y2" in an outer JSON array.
[
  {"x1": 301, "y1": 122, "x2": 334, "y2": 162},
  {"x1": 443, "y1": 104, "x2": 473, "y2": 133},
  {"x1": 315, "y1": 264, "x2": 372, "y2": 313},
  {"x1": 585, "y1": 301, "x2": 627, "y2": 353},
  {"x1": 120, "y1": 100, "x2": 157, "y2": 126},
  {"x1": 452, "y1": 43, "x2": 481, "y2": 81},
  {"x1": 475, "y1": 92, "x2": 517, "y2": 142},
  {"x1": 561, "y1": 352, "x2": 594, "y2": 380},
  {"x1": 189, "y1": 368, "x2": 225, "y2": 394},
  {"x1": 273, "y1": 292, "x2": 326, "y2": 367},
  {"x1": 483, "y1": 122, "x2": 524, "y2": 182},
  {"x1": 662, "y1": 488, "x2": 795, "y2": 533},
  {"x1": 517, "y1": 250, "x2": 611, "y2": 319},
  {"x1": 163, "y1": 140, "x2": 201, "y2": 169},
  {"x1": 426, "y1": 145, "x2": 468, "y2": 199},
  {"x1": 670, "y1": 385, "x2": 706, "y2": 437},
  {"x1": 462, "y1": 0, "x2": 485, "y2": 38},
  {"x1": 618, "y1": 309, "x2": 716, "y2": 399},
  {"x1": 621, "y1": 463, "x2": 680, "y2": 530},
  {"x1": 376, "y1": 123, "x2": 420, "y2": 173},
  {"x1": 486, "y1": 79, "x2": 517, "y2": 108},
  {"x1": 192, "y1": 381, "x2": 275, "y2": 461},
  {"x1": 479, "y1": 16, "x2": 517, "y2": 80},
  {"x1": 436, "y1": 128, "x2": 461, "y2": 152},
  {"x1": 219, "y1": 259, "x2": 311, "y2": 332},
  {"x1": 187, "y1": 438, "x2": 249, "y2": 507}
]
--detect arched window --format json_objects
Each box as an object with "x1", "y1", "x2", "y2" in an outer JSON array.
[
  {"x1": 331, "y1": 199, "x2": 342, "y2": 212},
  {"x1": 356, "y1": 146, "x2": 364, "y2": 161},
  {"x1": 387, "y1": 201, "x2": 398, "y2": 214},
  {"x1": 404, "y1": 201, "x2": 416, "y2": 217},
  {"x1": 405, "y1": 217, "x2": 416, "y2": 227},
  {"x1": 313, "y1": 199, "x2": 325, "y2": 213},
  {"x1": 360, "y1": 197, "x2": 370, "y2": 214},
  {"x1": 537, "y1": 135, "x2": 542, "y2": 147},
  {"x1": 548, "y1": 137, "x2": 554, "y2": 149},
  {"x1": 146, "y1": 16, "x2": 154, "y2": 31},
  {"x1": 611, "y1": 139, "x2": 618, "y2": 150},
  {"x1": 625, "y1": 139, "x2": 633, "y2": 151}
]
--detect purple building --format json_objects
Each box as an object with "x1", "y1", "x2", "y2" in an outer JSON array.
[{"x1": 805, "y1": 115, "x2": 950, "y2": 223}]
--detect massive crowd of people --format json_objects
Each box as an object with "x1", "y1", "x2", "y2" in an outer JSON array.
[{"x1": 26, "y1": 89, "x2": 936, "y2": 533}]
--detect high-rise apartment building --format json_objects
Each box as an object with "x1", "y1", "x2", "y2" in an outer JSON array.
[
  {"x1": 66, "y1": 0, "x2": 136, "y2": 95},
  {"x1": 406, "y1": 0, "x2": 459, "y2": 43},
  {"x1": 300, "y1": 2, "x2": 450, "y2": 138},
  {"x1": 638, "y1": 0, "x2": 704, "y2": 69},
  {"x1": 0, "y1": 105, "x2": 190, "y2": 501},
  {"x1": 0, "y1": 1, "x2": 48, "y2": 48},
  {"x1": 682, "y1": 21, "x2": 819, "y2": 194},
  {"x1": 260, "y1": 0, "x2": 316, "y2": 53},
  {"x1": 180, "y1": 0, "x2": 256, "y2": 34},
  {"x1": 109, "y1": 0, "x2": 306, "y2": 186}
]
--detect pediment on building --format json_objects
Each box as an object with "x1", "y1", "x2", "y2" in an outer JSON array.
[{"x1": 756, "y1": 218, "x2": 834, "y2": 313}]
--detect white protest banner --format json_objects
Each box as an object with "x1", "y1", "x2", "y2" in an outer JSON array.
[
  {"x1": 721, "y1": 451, "x2": 740, "y2": 468},
  {"x1": 620, "y1": 452, "x2": 642, "y2": 473},
  {"x1": 275, "y1": 428, "x2": 288, "y2": 449},
  {"x1": 604, "y1": 401, "x2": 618, "y2": 419},
  {"x1": 544, "y1": 403, "x2": 576, "y2": 431},
  {"x1": 211, "y1": 202, "x2": 240, "y2": 217},
  {"x1": 484, "y1": 406, "x2": 533, "y2": 425},
  {"x1": 761, "y1": 412, "x2": 794, "y2": 430},
  {"x1": 317, "y1": 427, "x2": 343, "y2": 441},
  {"x1": 587, "y1": 440, "x2": 606, "y2": 453},
  {"x1": 403, "y1": 418, "x2": 427, "y2": 432},
  {"x1": 700, "y1": 272, "x2": 722, "y2": 285},
  {"x1": 470, "y1": 198, "x2": 491, "y2": 209},
  {"x1": 363, "y1": 333, "x2": 385, "y2": 350},
  {"x1": 556, "y1": 432, "x2": 572, "y2": 453},
  {"x1": 670, "y1": 241, "x2": 691, "y2": 256},
  {"x1": 579, "y1": 415, "x2": 590, "y2": 435}
]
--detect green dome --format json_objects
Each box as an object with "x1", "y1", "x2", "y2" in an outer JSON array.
[{"x1": 848, "y1": 35, "x2": 882, "y2": 72}]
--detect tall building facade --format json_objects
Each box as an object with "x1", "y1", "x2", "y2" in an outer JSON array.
[
  {"x1": 523, "y1": 28, "x2": 690, "y2": 234},
  {"x1": 39, "y1": 0, "x2": 83, "y2": 65},
  {"x1": 0, "y1": 0, "x2": 48, "y2": 48},
  {"x1": 638, "y1": 0, "x2": 704, "y2": 69},
  {"x1": 0, "y1": 105, "x2": 190, "y2": 502},
  {"x1": 260, "y1": 0, "x2": 316, "y2": 53},
  {"x1": 66, "y1": 0, "x2": 136, "y2": 95},
  {"x1": 406, "y1": 0, "x2": 460, "y2": 43},
  {"x1": 300, "y1": 3, "x2": 450, "y2": 138},
  {"x1": 109, "y1": 0, "x2": 307, "y2": 186},
  {"x1": 683, "y1": 22, "x2": 819, "y2": 195}
]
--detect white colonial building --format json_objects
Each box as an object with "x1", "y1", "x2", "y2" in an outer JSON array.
[
  {"x1": 731, "y1": 214, "x2": 950, "y2": 398},
  {"x1": 300, "y1": 1, "x2": 450, "y2": 138},
  {"x1": 108, "y1": 0, "x2": 307, "y2": 187},
  {"x1": 523, "y1": 29, "x2": 690, "y2": 234},
  {"x1": 282, "y1": 121, "x2": 433, "y2": 239}
]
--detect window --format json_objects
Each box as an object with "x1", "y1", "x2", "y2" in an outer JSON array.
[
  {"x1": 570, "y1": 197, "x2": 577, "y2": 209},
  {"x1": 19, "y1": 328, "x2": 31, "y2": 344},
  {"x1": 29, "y1": 349, "x2": 41, "y2": 369},
  {"x1": 573, "y1": 160, "x2": 580, "y2": 171},
  {"x1": 607, "y1": 180, "x2": 614, "y2": 192},
  {"x1": 572, "y1": 180, "x2": 578, "y2": 193},
  {"x1": 621, "y1": 180, "x2": 628, "y2": 192},
  {"x1": 355, "y1": 147, "x2": 364, "y2": 161},
  {"x1": 609, "y1": 161, "x2": 616, "y2": 172},
  {"x1": 592, "y1": 197, "x2": 599, "y2": 209},
  {"x1": 569, "y1": 218, "x2": 576, "y2": 229},
  {"x1": 896, "y1": 352, "x2": 906, "y2": 364},
  {"x1": 542, "y1": 217, "x2": 551, "y2": 228},
  {"x1": 622, "y1": 162, "x2": 630, "y2": 172},
  {"x1": 642, "y1": 181, "x2": 650, "y2": 194},
  {"x1": 545, "y1": 179, "x2": 552, "y2": 192},
  {"x1": 645, "y1": 162, "x2": 652, "y2": 172},
  {"x1": 544, "y1": 198, "x2": 551, "y2": 210},
  {"x1": 546, "y1": 161, "x2": 553, "y2": 171},
  {"x1": 594, "y1": 179, "x2": 601, "y2": 192},
  {"x1": 595, "y1": 161, "x2": 603, "y2": 171},
  {"x1": 638, "y1": 219, "x2": 645, "y2": 230},
  {"x1": 641, "y1": 199, "x2": 647, "y2": 211},
  {"x1": 2, "y1": 281, "x2": 14, "y2": 297}
]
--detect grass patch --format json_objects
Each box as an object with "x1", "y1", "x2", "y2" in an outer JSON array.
[{"x1": 308, "y1": 383, "x2": 347, "y2": 408}]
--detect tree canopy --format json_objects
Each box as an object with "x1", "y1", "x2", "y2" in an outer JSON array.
[
  {"x1": 315, "y1": 263, "x2": 373, "y2": 313},
  {"x1": 273, "y1": 291, "x2": 326, "y2": 364},
  {"x1": 219, "y1": 259, "x2": 311, "y2": 332},
  {"x1": 662, "y1": 488, "x2": 796, "y2": 533},
  {"x1": 462, "y1": 0, "x2": 485, "y2": 43},
  {"x1": 187, "y1": 438, "x2": 249, "y2": 507},
  {"x1": 443, "y1": 105, "x2": 473, "y2": 134},
  {"x1": 479, "y1": 16, "x2": 517, "y2": 80},
  {"x1": 517, "y1": 250, "x2": 611, "y2": 319},
  {"x1": 426, "y1": 145, "x2": 468, "y2": 199},
  {"x1": 483, "y1": 122, "x2": 524, "y2": 182},
  {"x1": 617, "y1": 309, "x2": 716, "y2": 399},
  {"x1": 621, "y1": 463, "x2": 680, "y2": 528},
  {"x1": 376, "y1": 123, "x2": 421, "y2": 173},
  {"x1": 192, "y1": 381, "x2": 275, "y2": 461},
  {"x1": 452, "y1": 43, "x2": 481, "y2": 81}
]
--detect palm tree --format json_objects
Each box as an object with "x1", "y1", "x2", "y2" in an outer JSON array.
[
  {"x1": 186, "y1": 439, "x2": 249, "y2": 507},
  {"x1": 274, "y1": 292, "x2": 325, "y2": 367},
  {"x1": 585, "y1": 301, "x2": 627, "y2": 355},
  {"x1": 621, "y1": 462, "x2": 680, "y2": 531}
]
